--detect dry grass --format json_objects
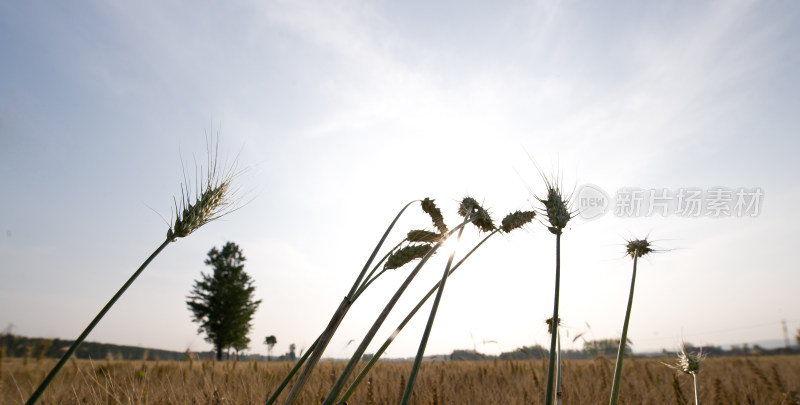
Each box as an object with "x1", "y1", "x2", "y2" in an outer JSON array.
[{"x1": 3, "y1": 355, "x2": 799, "y2": 404}]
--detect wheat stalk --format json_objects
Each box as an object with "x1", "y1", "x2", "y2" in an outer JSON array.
[
  {"x1": 26, "y1": 137, "x2": 238, "y2": 405},
  {"x1": 609, "y1": 237, "x2": 656, "y2": 405},
  {"x1": 338, "y1": 210, "x2": 534, "y2": 404},
  {"x1": 664, "y1": 343, "x2": 706, "y2": 404},
  {"x1": 167, "y1": 138, "x2": 239, "y2": 240},
  {"x1": 320, "y1": 224, "x2": 469, "y2": 405},
  {"x1": 278, "y1": 199, "x2": 455, "y2": 405},
  {"x1": 531, "y1": 168, "x2": 574, "y2": 405},
  {"x1": 399, "y1": 197, "x2": 496, "y2": 404}
]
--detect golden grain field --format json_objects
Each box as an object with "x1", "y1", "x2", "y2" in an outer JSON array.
[{"x1": 3, "y1": 355, "x2": 798, "y2": 404}]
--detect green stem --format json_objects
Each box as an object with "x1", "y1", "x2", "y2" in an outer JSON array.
[
  {"x1": 26, "y1": 238, "x2": 172, "y2": 405},
  {"x1": 609, "y1": 254, "x2": 638, "y2": 405},
  {"x1": 322, "y1": 221, "x2": 471, "y2": 405},
  {"x1": 339, "y1": 231, "x2": 498, "y2": 404},
  {"x1": 544, "y1": 232, "x2": 561, "y2": 405},
  {"x1": 264, "y1": 337, "x2": 318, "y2": 405},
  {"x1": 400, "y1": 222, "x2": 466, "y2": 404},
  {"x1": 692, "y1": 373, "x2": 699, "y2": 405},
  {"x1": 282, "y1": 297, "x2": 351, "y2": 405},
  {"x1": 352, "y1": 240, "x2": 405, "y2": 301},
  {"x1": 282, "y1": 201, "x2": 416, "y2": 405},
  {"x1": 345, "y1": 200, "x2": 417, "y2": 300},
  {"x1": 556, "y1": 330, "x2": 562, "y2": 405}
]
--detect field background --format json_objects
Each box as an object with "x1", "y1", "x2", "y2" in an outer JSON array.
[{"x1": 3, "y1": 355, "x2": 799, "y2": 404}]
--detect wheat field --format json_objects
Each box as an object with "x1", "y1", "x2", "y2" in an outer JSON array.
[{"x1": 3, "y1": 355, "x2": 798, "y2": 404}]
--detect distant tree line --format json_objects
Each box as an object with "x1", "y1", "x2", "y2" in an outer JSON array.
[
  {"x1": 3, "y1": 333, "x2": 797, "y2": 362},
  {"x1": 448, "y1": 339, "x2": 800, "y2": 362},
  {"x1": 0, "y1": 333, "x2": 308, "y2": 362},
  {"x1": 0, "y1": 334, "x2": 186, "y2": 361}
]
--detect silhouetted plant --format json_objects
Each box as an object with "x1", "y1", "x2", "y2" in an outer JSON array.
[
  {"x1": 609, "y1": 237, "x2": 657, "y2": 405},
  {"x1": 338, "y1": 209, "x2": 534, "y2": 404},
  {"x1": 532, "y1": 168, "x2": 575, "y2": 405},
  {"x1": 400, "y1": 197, "x2": 496, "y2": 404},
  {"x1": 275, "y1": 198, "x2": 449, "y2": 405}
]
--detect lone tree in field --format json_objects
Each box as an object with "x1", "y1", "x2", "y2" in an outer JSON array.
[
  {"x1": 187, "y1": 242, "x2": 261, "y2": 361},
  {"x1": 265, "y1": 335, "x2": 277, "y2": 361}
]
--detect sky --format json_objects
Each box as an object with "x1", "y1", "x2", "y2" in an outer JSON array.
[{"x1": 1, "y1": 1, "x2": 799, "y2": 360}]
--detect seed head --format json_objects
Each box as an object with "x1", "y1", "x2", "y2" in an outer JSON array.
[
  {"x1": 665, "y1": 344, "x2": 705, "y2": 375},
  {"x1": 421, "y1": 198, "x2": 448, "y2": 234},
  {"x1": 167, "y1": 139, "x2": 239, "y2": 241},
  {"x1": 545, "y1": 317, "x2": 561, "y2": 335},
  {"x1": 526, "y1": 164, "x2": 575, "y2": 235},
  {"x1": 406, "y1": 230, "x2": 443, "y2": 243},
  {"x1": 458, "y1": 197, "x2": 495, "y2": 233},
  {"x1": 384, "y1": 244, "x2": 434, "y2": 270},
  {"x1": 500, "y1": 210, "x2": 536, "y2": 233},
  {"x1": 625, "y1": 238, "x2": 653, "y2": 258},
  {"x1": 539, "y1": 184, "x2": 572, "y2": 234}
]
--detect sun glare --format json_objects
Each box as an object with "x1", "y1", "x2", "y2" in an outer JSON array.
[{"x1": 439, "y1": 232, "x2": 463, "y2": 258}]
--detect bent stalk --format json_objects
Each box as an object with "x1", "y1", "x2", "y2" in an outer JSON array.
[
  {"x1": 321, "y1": 222, "x2": 471, "y2": 405},
  {"x1": 281, "y1": 201, "x2": 416, "y2": 405},
  {"x1": 26, "y1": 239, "x2": 172, "y2": 405},
  {"x1": 27, "y1": 137, "x2": 237, "y2": 405},
  {"x1": 400, "y1": 222, "x2": 467, "y2": 404},
  {"x1": 339, "y1": 230, "x2": 498, "y2": 403},
  {"x1": 265, "y1": 338, "x2": 318, "y2": 405}
]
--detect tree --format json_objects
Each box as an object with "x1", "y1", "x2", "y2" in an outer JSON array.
[
  {"x1": 287, "y1": 343, "x2": 297, "y2": 361},
  {"x1": 583, "y1": 339, "x2": 632, "y2": 357},
  {"x1": 265, "y1": 335, "x2": 277, "y2": 361},
  {"x1": 233, "y1": 335, "x2": 250, "y2": 359},
  {"x1": 187, "y1": 242, "x2": 261, "y2": 361}
]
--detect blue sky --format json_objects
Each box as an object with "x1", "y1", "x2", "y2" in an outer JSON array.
[{"x1": 1, "y1": 0, "x2": 799, "y2": 359}]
